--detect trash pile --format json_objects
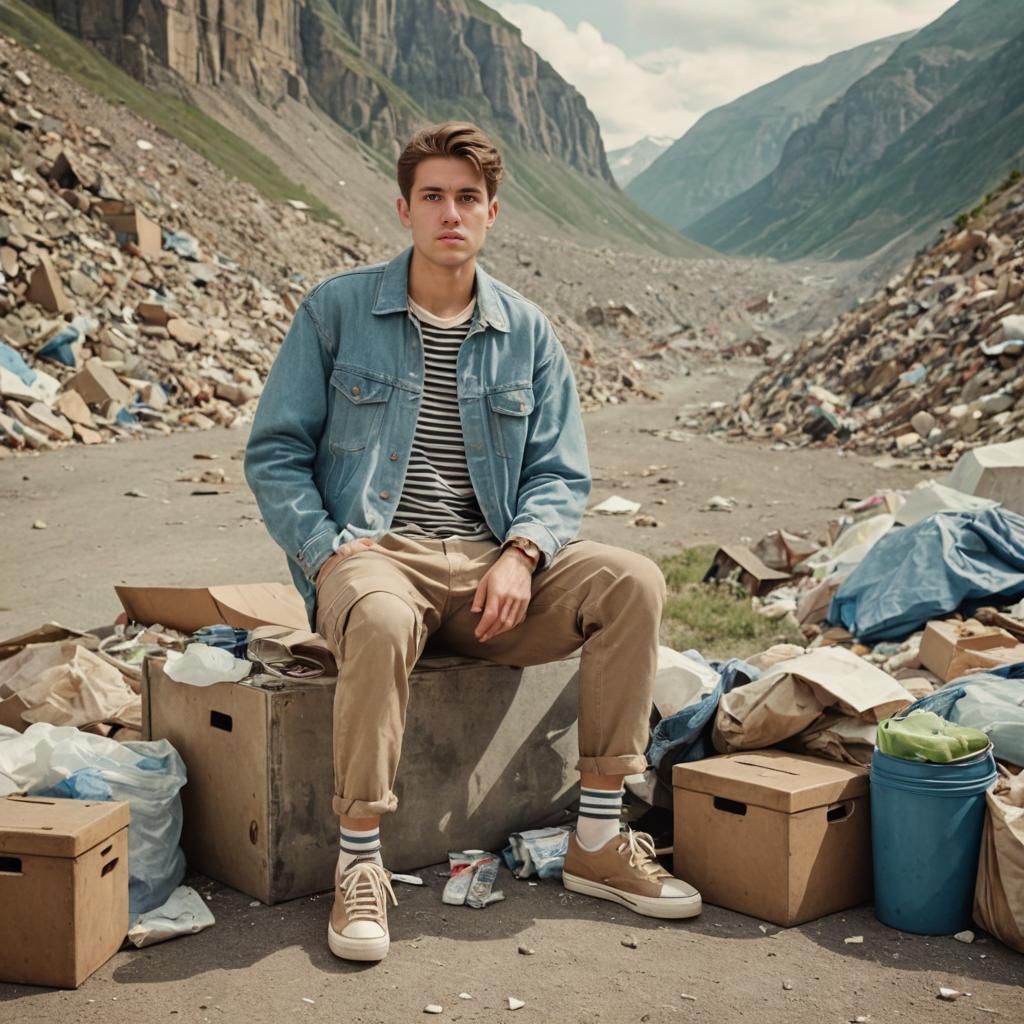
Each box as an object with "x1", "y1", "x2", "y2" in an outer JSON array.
[
  {"x1": 702, "y1": 173, "x2": 1024, "y2": 461},
  {"x1": 0, "y1": 35, "x2": 378, "y2": 451}
]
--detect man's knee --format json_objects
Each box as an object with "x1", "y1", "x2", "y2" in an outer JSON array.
[
  {"x1": 345, "y1": 591, "x2": 419, "y2": 646},
  {"x1": 603, "y1": 547, "x2": 667, "y2": 607}
]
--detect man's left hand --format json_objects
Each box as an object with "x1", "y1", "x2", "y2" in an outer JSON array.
[{"x1": 472, "y1": 549, "x2": 534, "y2": 642}]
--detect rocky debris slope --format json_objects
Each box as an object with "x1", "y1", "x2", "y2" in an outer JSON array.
[
  {"x1": 701, "y1": 173, "x2": 1024, "y2": 463},
  {"x1": 0, "y1": 32, "x2": 835, "y2": 453}
]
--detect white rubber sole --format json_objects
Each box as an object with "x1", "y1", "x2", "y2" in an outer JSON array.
[
  {"x1": 562, "y1": 873, "x2": 703, "y2": 920},
  {"x1": 327, "y1": 923, "x2": 390, "y2": 962}
]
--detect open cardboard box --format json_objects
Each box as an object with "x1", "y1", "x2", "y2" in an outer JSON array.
[
  {"x1": 918, "y1": 618, "x2": 1024, "y2": 682},
  {"x1": 116, "y1": 582, "x2": 308, "y2": 633}
]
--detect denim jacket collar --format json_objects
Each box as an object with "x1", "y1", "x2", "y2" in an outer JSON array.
[{"x1": 372, "y1": 246, "x2": 510, "y2": 333}]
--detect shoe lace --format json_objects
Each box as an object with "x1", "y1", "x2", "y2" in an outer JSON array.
[
  {"x1": 340, "y1": 861, "x2": 397, "y2": 922},
  {"x1": 618, "y1": 829, "x2": 670, "y2": 880}
]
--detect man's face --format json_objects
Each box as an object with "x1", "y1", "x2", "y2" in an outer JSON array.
[{"x1": 396, "y1": 156, "x2": 499, "y2": 270}]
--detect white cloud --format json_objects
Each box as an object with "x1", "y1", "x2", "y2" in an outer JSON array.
[{"x1": 496, "y1": 1, "x2": 957, "y2": 149}]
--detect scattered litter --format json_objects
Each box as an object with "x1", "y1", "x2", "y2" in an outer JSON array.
[
  {"x1": 938, "y1": 987, "x2": 969, "y2": 1001},
  {"x1": 702, "y1": 495, "x2": 737, "y2": 512},
  {"x1": 301, "y1": 998, "x2": 314, "y2": 1005},
  {"x1": 164, "y1": 643, "x2": 251, "y2": 686},
  {"x1": 442, "y1": 851, "x2": 504, "y2": 908},
  {"x1": 592, "y1": 495, "x2": 642, "y2": 516},
  {"x1": 679, "y1": 993, "x2": 697, "y2": 1002},
  {"x1": 503, "y1": 826, "x2": 571, "y2": 879},
  {"x1": 126, "y1": 886, "x2": 215, "y2": 947},
  {"x1": 844, "y1": 935, "x2": 864, "y2": 944},
  {"x1": 391, "y1": 872, "x2": 424, "y2": 886}
]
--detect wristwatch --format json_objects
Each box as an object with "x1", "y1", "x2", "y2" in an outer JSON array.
[{"x1": 505, "y1": 536, "x2": 540, "y2": 569}]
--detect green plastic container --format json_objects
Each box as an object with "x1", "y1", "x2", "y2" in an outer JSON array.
[{"x1": 876, "y1": 711, "x2": 990, "y2": 764}]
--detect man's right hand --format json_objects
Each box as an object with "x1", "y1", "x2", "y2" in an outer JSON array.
[{"x1": 316, "y1": 537, "x2": 377, "y2": 587}]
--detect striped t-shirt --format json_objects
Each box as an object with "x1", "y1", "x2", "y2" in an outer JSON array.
[{"x1": 389, "y1": 296, "x2": 495, "y2": 541}]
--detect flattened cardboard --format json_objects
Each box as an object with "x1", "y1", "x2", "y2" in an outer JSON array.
[
  {"x1": 703, "y1": 545, "x2": 790, "y2": 596},
  {"x1": 919, "y1": 619, "x2": 1024, "y2": 682},
  {"x1": 116, "y1": 582, "x2": 308, "y2": 632},
  {"x1": 673, "y1": 751, "x2": 872, "y2": 927}
]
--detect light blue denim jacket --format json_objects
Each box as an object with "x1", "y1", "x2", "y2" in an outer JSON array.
[{"x1": 244, "y1": 247, "x2": 591, "y2": 628}]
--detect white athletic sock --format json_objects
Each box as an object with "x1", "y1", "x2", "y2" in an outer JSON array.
[
  {"x1": 339, "y1": 824, "x2": 383, "y2": 872},
  {"x1": 575, "y1": 786, "x2": 624, "y2": 851}
]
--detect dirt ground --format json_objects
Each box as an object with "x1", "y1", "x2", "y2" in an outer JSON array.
[
  {"x1": 0, "y1": 364, "x2": 924, "y2": 635},
  {"x1": 3, "y1": 367, "x2": 1021, "y2": 1022}
]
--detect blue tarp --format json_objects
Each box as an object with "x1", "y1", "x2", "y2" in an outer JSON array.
[
  {"x1": 647, "y1": 654, "x2": 760, "y2": 780},
  {"x1": 829, "y1": 509, "x2": 1024, "y2": 642}
]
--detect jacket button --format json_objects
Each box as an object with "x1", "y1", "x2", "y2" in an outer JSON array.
[
  {"x1": 389, "y1": 451, "x2": 399, "y2": 461},
  {"x1": 518, "y1": 402, "x2": 525, "y2": 411},
  {"x1": 379, "y1": 490, "x2": 390, "y2": 500},
  {"x1": 351, "y1": 385, "x2": 361, "y2": 396}
]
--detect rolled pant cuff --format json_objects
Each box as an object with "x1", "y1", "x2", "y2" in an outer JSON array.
[
  {"x1": 332, "y1": 793, "x2": 397, "y2": 818},
  {"x1": 575, "y1": 754, "x2": 647, "y2": 776}
]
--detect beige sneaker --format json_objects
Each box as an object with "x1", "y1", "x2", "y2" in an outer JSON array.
[
  {"x1": 327, "y1": 858, "x2": 397, "y2": 962},
  {"x1": 562, "y1": 829, "x2": 702, "y2": 920}
]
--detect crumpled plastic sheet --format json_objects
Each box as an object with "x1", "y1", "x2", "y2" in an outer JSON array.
[
  {"x1": 830, "y1": 508, "x2": 1024, "y2": 642},
  {"x1": 127, "y1": 885, "x2": 215, "y2": 947},
  {"x1": 165, "y1": 642, "x2": 250, "y2": 686},
  {"x1": 647, "y1": 655, "x2": 760, "y2": 780},
  {"x1": 502, "y1": 826, "x2": 572, "y2": 879}
]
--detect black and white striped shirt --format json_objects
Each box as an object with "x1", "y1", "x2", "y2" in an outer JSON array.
[{"x1": 389, "y1": 298, "x2": 495, "y2": 541}]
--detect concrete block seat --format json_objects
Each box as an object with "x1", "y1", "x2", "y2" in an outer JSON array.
[{"x1": 142, "y1": 648, "x2": 581, "y2": 904}]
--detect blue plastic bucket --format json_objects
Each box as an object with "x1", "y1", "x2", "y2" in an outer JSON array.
[{"x1": 870, "y1": 746, "x2": 996, "y2": 935}]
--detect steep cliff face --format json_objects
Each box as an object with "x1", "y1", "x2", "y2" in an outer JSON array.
[{"x1": 28, "y1": 0, "x2": 612, "y2": 182}]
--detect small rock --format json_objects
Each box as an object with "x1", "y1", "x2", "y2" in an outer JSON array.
[
  {"x1": 679, "y1": 993, "x2": 697, "y2": 1002},
  {"x1": 938, "y1": 987, "x2": 968, "y2": 1001},
  {"x1": 32, "y1": 519, "x2": 47, "y2": 530},
  {"x1": 953, "y1": 930, "x2": 975, "y2": 944},
  {"x1": 424, "y1": 1005, "x2": 443, "y2": 1015},
  {"x1": 517, "y1": 945, "x2": 535, "y2": 956},
  {"x1": 124, "y1": 489, "x2": 148, "y2": 498},
  {"x1": 621, "y1": 936, "x2": 638, "y2": 949},
  {"x1": 782, "y1": 980, "x2": 793, "y2": 991},
  {"x1": 703, "y1": 494, "x2": 737, "y2": 512},
  {"x1": 508, "y1": 996, "x2": 525, "y2": 1011},
  {"x1": 458, "y1": 993, "x2": 472, "y2": 1000}
]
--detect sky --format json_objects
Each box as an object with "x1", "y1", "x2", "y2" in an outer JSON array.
[{"x1": 494, "y1": 1, "x2": 959, "y2": 151}]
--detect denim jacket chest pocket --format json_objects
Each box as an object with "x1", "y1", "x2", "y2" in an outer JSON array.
[
  {"x1": 486, "y1": 384, "x2": 535, "y2": 459},
  {"x1": 329, "y1": 365, "x2": 394, "y2": 453}
]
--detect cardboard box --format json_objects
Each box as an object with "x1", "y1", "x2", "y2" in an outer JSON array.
[
  {"x1": 918, "y1": 619, "x2": 1024, "y2": 682},
  {"x1": 116, "y1": 582, "x2": 309, "y2": 633},
  {"x1": 143, "y1": 650, "x2": 581, "y2": 903},
  {"x1": 673, "y1": 751, "x2": 871, "y2": 926},
  {"x1": 0, "y1": 796, "x2": 129, "y2": 988},
  {"x1": 703, "y1": 545, "x2": 790, "y2": 596}
]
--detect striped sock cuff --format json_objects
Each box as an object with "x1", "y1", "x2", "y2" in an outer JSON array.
[
  {"x1": 340, "y1": 825, "x2": 381, "y2": 857},
  {"x1": 578, "y1": 786, "x2": 624, "y2": 821}
]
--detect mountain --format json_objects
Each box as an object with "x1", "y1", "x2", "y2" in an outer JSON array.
[
  {"x1": 688, "y1": 0, "x2": 1024, "y2": 258},
  {"x1": 607, "y1": 136, "x2": 673, "y2": 188},
  {"x1": 627, "y1": 33, "x2": 910, "y2": 232},
  {"x1": 22, "y1": 0, "x2": 705, "y2": 257}
]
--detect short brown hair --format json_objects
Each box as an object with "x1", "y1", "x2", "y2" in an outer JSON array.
[{"x1": 397, "y1": 121, "x2": 505, "y2": 202}]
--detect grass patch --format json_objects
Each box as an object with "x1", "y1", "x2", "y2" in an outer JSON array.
[
  {"x1": 657, "y1": 546, "x2": 802, "y2": 661},
  {"x1": 0, "y1": 0, "x2": 337, "y2": 222}
]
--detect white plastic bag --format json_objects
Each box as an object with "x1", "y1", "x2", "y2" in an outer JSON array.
[
  {"x1": 165, "y1": 643, "x2": 250, "y2": 686},
  {"x1": 0, "y1": 722, "x2": 187, "y2": 916}
]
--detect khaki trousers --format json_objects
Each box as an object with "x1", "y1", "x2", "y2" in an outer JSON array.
[{"x1": 315, "y1": 532, "x2": 666, "y2": 818}]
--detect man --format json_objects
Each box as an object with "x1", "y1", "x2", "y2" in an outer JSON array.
[{"x1": 245, "y1": 121, "x2": 701, "y2": 963}]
